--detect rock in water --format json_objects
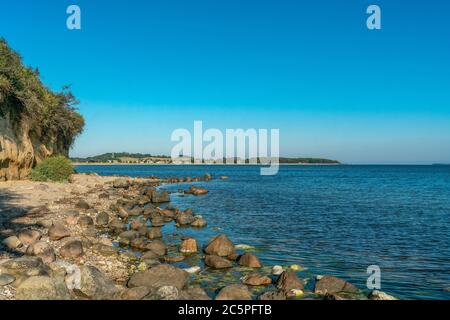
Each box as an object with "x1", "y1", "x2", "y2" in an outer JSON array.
[
  {"x1": 16, "y1": 276, "x2": 70, "y2": 300},
  {"x1": 204, "y1": 234, "x2": 235, "y2": 257},
  {"x1": 241, "y1": 274, "x2": 272, "y2": 286},
  {"x1": 368, "y1": 290, "x2": 398, "y2": 300},
  {"x1": 18, "y1": 229, "x2": 41, "y2": 246},
  {"x1": 128, "y1": 265, "x2": 188, "y2": 290},
  {"x1": 216, "y1": 284, "x2": 252, "y2": 300},
  {"x1": 276, "y1": 271, "x2": 304, "y2": 291},
  {"x1": 144, "y1": 240, "x2": 167, "y2": 256},
  {"x1": 314, "y1": 275, "x2": 358, "y2": 295},
  {"x1": 59, "y1": 240, "x2": 84, "y2": 259},
  {"x1": 272, "y1": 265, "x2": 284, "y2": 275},
  {"x1": 258, "y1": 290, "x2": 287, "y2": 300},
  {"x1": 146, "y1": 227, "x2": 162, "y2": 240},
  {"x1": 204, "y1": 255, "x2": 232, "y2": 269},
  {"x1": 238, "y1": 253, "x2": 262, "y2": 268},
  {"x1": 151, "y1": 190, "x2": 170, "y2": 203},
  {"x1": 191, "y1": 217, "x2": 207, "y2": 228},
  {"x1": 179, "y1": 238, "x2": 197, "y2": 254},
  {"x1": 48, "y1": 223, "x2": 70, "y2": 241},
  {"x1": 77, "y1": 266, "x2": 119, "y2": 300}
]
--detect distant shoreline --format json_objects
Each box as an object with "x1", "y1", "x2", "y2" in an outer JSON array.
[{"x1": 72, "y1": 162, "x2": 342, "y2": 166}]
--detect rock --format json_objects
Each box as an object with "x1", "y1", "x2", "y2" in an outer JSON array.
[
  {"x1": 109, "y1": 219, "x2": 125, "y2": 233},
  {"x1": 26, "y1": 241, "x2": 56, "y2": 264},
  {"x1": 59, "y1": 240, "x2": 84, "y2": 259},
  {"x1": 96, "y1": 212, "x2": 110, "y2": 226},
  {"x1": 16, "y1": 276, "x2": 70, "y2": 300},
  {"x1": 0, "y1": 274, "x2": 15, "y2": 286},
  {"x1": 121, "y1": 286, "x2": 150, "y2": 300},
  {"x1": 18, "y1": 229, "x2": 41, "y2": 246},
  {"x1": 65, "y1": 210, "x2": 80, "y2": 225},
  {"x1": 155, "y1": 286, "x2": 179, "y2": 300},
  {"x1": 179, "y1": 238, "x2": 197, "y2": 254},
  {"x1": 117, "y1": 206, "x2": 130, "y2": 219},
  {"x1": 151, "y1": 216, "x2": 166, "y2": 227},
  {"x1": 235, "y1": 244, "x2": 254, "y2": 250},
  {"x1": 78, "y1": 216, "x2": 94, "y2": 228},
  {"x1": 272, "y1": 265, "x2": 284, "y2": 275},
  {"x1": 113, "y1": 178, "x2": 130, "y2": 189},
  {"x1": 176, "y1": 213, "x2": 195, "y2": 226},
  {"x1": 220, "y1": 176, "x2": 229, "y2": 180},
  {"x1": 147, "y1": 227, "x2": 162, "y2": 240},
  {"x1": 187, "y1": 186, "x2": 209, "y2": 196},
  {"x1": 276, "y1": 271, "x2": 304, "y2": 291},
  {"x1": 241, "y1": 274, "x2": 272, "y2": 286},
  {"x1": 92, "y1": 244, "x2": 119, "y2": 257},
  {"x1": 191, "y1": 217, "x2": 207, "y2": 228},
  {"x1": 314, "y1": 276, "x2": 358, "y2": 295},
  {"x1": 130, "y1": 237, "x2": 147, "y2": 250},
  {"x1": 216, "y1": 284, "x2": 252, "y2": 300},
  {"x1": 144, "y1": 240, "x2": 167, "y2": 256},
  {"x1": 368, "y1": 290, "x2": 398, "y2": 300},
  {"x1": 83, "y1": 226, "x2": 98, "y2": 237},
  {"x1": 204, "y1": 234, "x2": 235, "y2": 257},
  {"x1": 163, "y1": 255, "x2": 185, "y2": 263},
  {"x1": 118, "y1": 230, "x2": 139, "y2": 245},
  {"x1": 37, "y1": 219, "x2": 53, "y2": 228},
  {"x1": 204, "y1": 255, "x2": 232, "y2": 269},
  {"x1": 77, "y1": 265, "x2": 119, "y2": 300},
  {"x1": 227, "y1": 252, "x2": 240, "y2": 261},
  {"x1": 0, "y1": 256, "x2": 48, "y2": 279},
  {"x1": 130, "y1": 219, "x2": 146, "y2": 230},
  {"x1": 179, "y1": 287, "x2": 211, "y2": 300},
  {"x1": 238, "y1": 253, "x2": 262, "y2": 268},
  {"x1": 128, "y1": 265, "x2": 188, "y2": 290},
  {"x1": 48, "y1": 223, "x2": 70, "y2": 241},
  {"x1": 2, "y1": 235, "x2": 22, "y2": 249},
  {"x1": 75, "y1": 200, "x2": 91, "y2": 210},
  {"x1": 258, "y1": 290, "x2": 287, "y2": 300},
  {"x1": 151, "y1": 190, "x2": 170, "y2": 203},
  {"x1": 183, "y1": 266, "x2": 201, "y2": 274},
  {"x1": 289, "y1": 264, "x2": 302, "y2": 271}
]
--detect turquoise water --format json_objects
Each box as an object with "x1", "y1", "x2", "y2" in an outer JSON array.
[{"x1": 76, "y1": 165, "x2": 450, "y2": 300}]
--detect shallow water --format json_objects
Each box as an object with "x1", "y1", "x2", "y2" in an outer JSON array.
[{"x1": 76, "y1": 164, "x2": 450, "y2": 300}]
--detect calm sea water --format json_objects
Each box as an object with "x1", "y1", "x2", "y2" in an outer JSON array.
[{"x1": 76, "y1": 164, "x2": 450, "y2": 300}]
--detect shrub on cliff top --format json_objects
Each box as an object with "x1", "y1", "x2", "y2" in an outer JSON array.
[
  {"x1": 0, "y1": 38, "x2": 84, "y2": 151},
  {"x1": 29, "y1": 156, "x2": 75, "y2": 182}
]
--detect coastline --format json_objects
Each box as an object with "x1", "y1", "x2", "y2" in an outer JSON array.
[{"x1": 0, "y1": 173, "x2": 395, "y2": 300}]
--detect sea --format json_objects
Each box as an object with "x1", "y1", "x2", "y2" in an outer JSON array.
[{"x1": 75, "y1": 164, "x2": 450, "y2": 300}]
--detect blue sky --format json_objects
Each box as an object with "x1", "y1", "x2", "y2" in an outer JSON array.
[{"x1": 1, "y1": 0, "x2": 449, "y2": 163}]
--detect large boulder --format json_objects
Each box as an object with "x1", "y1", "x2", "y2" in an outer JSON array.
[
  {"x1": 204, "y1": 234, "x2": 235, "y2": 257},
  {"x1": 128, "y1": 265, "x2": 188, "y2": 290},
  {"x1": 18, "y1": 229, "x2": 41, "y2": 246},
  {"x1": 26, "y1": 241, "x2": 56, "y2": 264},
  {"x1": 0, "y1": 256, "x2": 48, "y2": 281},
  {"x1": 204, "y1": 255, "x2": 232, "y2": 269},
  {"x1": 215, "y1": 284, "x2": 252, "y2": 300},
  {"x1": 276, "y1": 271, "x2": 304, "y2": 291},
  {"x1": 238, "y1": 253, "x2": 262, "y2": 268},
  {"x1": 314, "y1": 276, "x2": 358, "y2": 295},
  {"x1": 15, "y1": 276, "x2": 70, "y2": 300},
  {"x1": 77, "y1": 266, "x2": 119, "y2": 300},
  {"x1": 59, "y1": 240, "x2": 84, "y2": 259},
  {"x1": 151, "y1": 190, "x2": 170, "y2": 203},
  {"x1": 48, "y1": 223, "x2": 70, "y2": 241},
  {"x1": 242, "y1": 274, "x2": 272, "y2": 286}
]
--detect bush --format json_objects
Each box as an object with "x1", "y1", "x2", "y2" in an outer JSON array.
[{"x1": 29, "y1": 156, "x2": 75, "y2": 182}]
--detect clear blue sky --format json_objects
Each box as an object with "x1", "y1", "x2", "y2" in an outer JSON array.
[{"x1": 1, "y1": 0, "x2": 449, "y2": 164}]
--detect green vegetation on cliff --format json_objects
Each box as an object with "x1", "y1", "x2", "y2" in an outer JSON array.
[{"x1": 0, "y1": 38, "x2": 84, "y2": 152}]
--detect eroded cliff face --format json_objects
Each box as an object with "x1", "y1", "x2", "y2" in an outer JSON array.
[
  {"x1": 0, "y1": 39, "x2": 83, "y2": 180},
  {"x1": 0, "y1": 113, "x2": 66, "y2": 181}
]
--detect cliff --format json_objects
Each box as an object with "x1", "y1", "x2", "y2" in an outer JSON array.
[{"x1": 0, "y1": 39, "x2": 84, "y2": 180}]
